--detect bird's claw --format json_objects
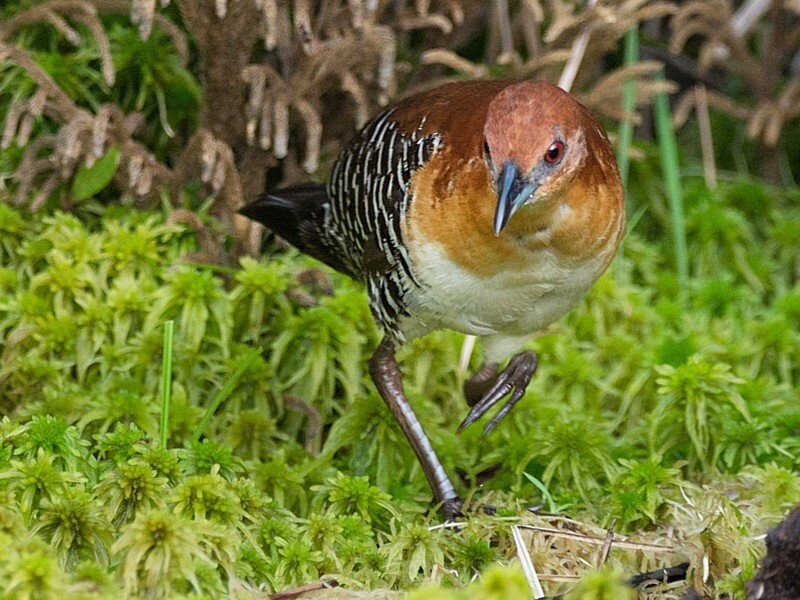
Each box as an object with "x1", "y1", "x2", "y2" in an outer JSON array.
[
  {"x1": 458, "y1": 351, "x2": 538, "y2": 435},
  {"x1": 440, "y1": 498, "x2": 497, "y2": 522},
  {"x1": 441, "y1": 497, "x2": 464, "y2": 522}
]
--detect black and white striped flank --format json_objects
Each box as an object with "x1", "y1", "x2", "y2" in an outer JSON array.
[{"x1": 326, "y1": 108, "x2": 442, "y2": 340}]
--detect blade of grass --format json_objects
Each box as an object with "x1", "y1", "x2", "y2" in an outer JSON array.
[
  {"x1": 524, "y1": 472, "x2": 558, "y2": 514},
  {"x1": 192, "y1": 349, "x2": 262, "y2": 442},
  {"x1": 653, "y1": 70, "x2": 688, "y2": 298},
  {"x1": 616, "y1": 26, "x2": 639, "y2": 193},
  {"x1": 160, "y1": 320, "x2": 174, "y2": 449},
  {"x1": 614, "y1": 26, "x2": 640, "y2": 278}
]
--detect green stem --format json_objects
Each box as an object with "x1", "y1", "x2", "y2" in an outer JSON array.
[
  {"x1": 192, "y1": 350, "x2": 261, "y2": 442},
  {"x1": 613, "y1": 27, "x2": 639, "y2": 279},
  {"x1": 159, "y1": 320, "x2": 174, "y2": 449},
  {"x1": 653, "y1": 70, "x2": 688, "y2": 299},
  {"x1": 616, "y1": 26, "x2": 639, "y2": 193}
]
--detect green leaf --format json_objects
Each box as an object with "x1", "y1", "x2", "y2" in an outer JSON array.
[{"x1": 70, "y1": 146, "x2": 120, "y2": 201}]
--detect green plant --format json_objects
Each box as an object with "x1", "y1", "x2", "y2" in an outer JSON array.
[
  {"x1": 652, "y1": 355, "x2": 749, "y2": 470},
  {"x1": 0, "y1": 172, "x2": 798, "y2": 597}
]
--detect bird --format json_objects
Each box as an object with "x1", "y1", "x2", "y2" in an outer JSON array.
[{"x1": 239, "y1": 79, "x2": 625, "y2": 520}]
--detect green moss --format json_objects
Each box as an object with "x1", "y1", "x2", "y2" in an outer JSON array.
[
  {"x1": 0, "y1": 177, "x2": 798, "y2": 597},
  {"x1": 564, "y1": 569, "x2": 635, "y2": 600}
]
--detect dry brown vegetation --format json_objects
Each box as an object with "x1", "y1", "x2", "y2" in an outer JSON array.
[
  {"x1": 3, "y1": 1, "x2": 799, "y2": 255},
  {"x1": 1, "y1": 0, "x2": 679, "y2": 263},
  {"x1": 670, "y1": 0, "x2": 800, "y2": 182}
]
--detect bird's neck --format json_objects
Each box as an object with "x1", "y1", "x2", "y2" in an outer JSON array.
[
  {"x1": 548, "y1": 153, "x2": 625, "y2": 264},
  {"x1": 404, "y1": 150, "x2": 624, "y2": 278}
]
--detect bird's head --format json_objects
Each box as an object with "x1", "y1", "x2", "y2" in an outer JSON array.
[{"x1": 483, "y1": 81, "x2": 594, "y2": 236}]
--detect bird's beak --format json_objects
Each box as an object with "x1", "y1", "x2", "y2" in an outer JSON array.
[{"x1": 494, "y1": 161, "x2": 538, "y2": 236}]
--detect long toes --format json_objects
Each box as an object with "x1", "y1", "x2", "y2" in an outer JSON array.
[
  {"x1": 457, "y1": 404, "x2": 484, "y2": 433},
  {"x1": 459, "y1": 351, "x2": 538, "y2": 434},
  {"x1": 463, "y1": 363, "x2": 499, "y2": 407},
  {"x1": 483, "y1": 387, "x2": 526, "y2": 435},
  {"x1": 458, "y1": 375, "x2": 513, "y2": 432}
]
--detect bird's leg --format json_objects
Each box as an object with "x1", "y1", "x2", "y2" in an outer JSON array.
[
  {"x1": 458, "y1": 351, "x2": 538, "y2": 435},
  {"x1": 369, "y1": 338, "x2": 462, "y2": 520}
]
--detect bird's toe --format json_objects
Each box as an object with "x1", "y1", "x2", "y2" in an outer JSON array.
[
  {"x1": 458, "y1": 350, "x2": 539, "y2": 434},
  {"x1": 463, "y1": 362, "x2": 499, "y2": 407}
]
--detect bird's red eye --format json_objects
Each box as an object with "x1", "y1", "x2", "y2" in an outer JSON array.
[{"x1": 544, "y1": 140, "x2": 565, "y2": 164}]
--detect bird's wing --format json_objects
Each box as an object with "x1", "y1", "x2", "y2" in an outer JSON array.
[
  {"x1": 239, "y1": 183, "x2": 357, "y2": 277},
  {"x1": 323, "y1": 107, "x2": 442, "y2": 334}
]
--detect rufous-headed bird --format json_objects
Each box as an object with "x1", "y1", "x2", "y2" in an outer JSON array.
[{"x1": 240, "y1": 80, "x2": 625, "y2": 519}]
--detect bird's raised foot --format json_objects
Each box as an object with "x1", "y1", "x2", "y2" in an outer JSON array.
[
  {"x1": 458, "y1": 351, "x2": 538, "y2": 435},
  {"x1": 463, "y1": 362, "x2": 500, "y2": 407}
]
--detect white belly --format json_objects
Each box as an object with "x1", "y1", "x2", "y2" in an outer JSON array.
[{"x1": 401, "y1": 240, "x2": 606, "y2": 340}]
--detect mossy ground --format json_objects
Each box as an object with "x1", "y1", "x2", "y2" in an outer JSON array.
[{"x1": 0, "y1": 175, "x2": 799, "y2": 598}]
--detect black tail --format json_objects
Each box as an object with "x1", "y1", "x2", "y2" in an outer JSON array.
[{"x1": 239, "y1": 184, "x2": 351, "y2": 276}]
